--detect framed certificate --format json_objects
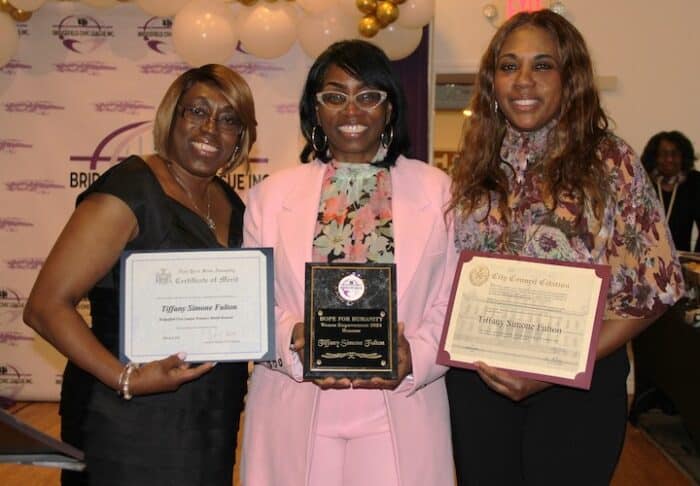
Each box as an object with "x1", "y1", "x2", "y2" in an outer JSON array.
[
  {"x1": 437, "y1": 251, "x2": 610, "y2": 389},
  {"x1": 120, "y1": 248, "x2": 274, "y2": 363},
  {"x1": 304, "y1": 262, "x2": 398, "y2": 380}
]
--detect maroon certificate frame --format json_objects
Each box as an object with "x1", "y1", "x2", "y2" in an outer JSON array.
[{"x1": 437, "y1": 251, "x2": 611, "y2": 390}]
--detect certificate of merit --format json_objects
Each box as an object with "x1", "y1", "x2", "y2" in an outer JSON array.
[
  {"x1": 120, "y1": 248, "x2": 274, "y2": 363},
  {"x1": 437, "y1": 251, "x2": 610, "y2": 389}
]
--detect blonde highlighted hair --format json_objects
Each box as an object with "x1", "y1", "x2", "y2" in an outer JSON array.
[{"x1": 153, "y1": 64, "x2": 257, "y2": 174}]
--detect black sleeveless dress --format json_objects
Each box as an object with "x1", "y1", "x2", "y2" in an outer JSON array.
[{"x1": 59, "y1": 156, "x2": 248, "y2": 486}]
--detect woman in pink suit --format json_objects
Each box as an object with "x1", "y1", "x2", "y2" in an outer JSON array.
[{"x1": 241, "y1": 40, "x2": 457, "y2": 486}]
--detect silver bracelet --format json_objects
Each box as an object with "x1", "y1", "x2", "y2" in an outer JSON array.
[{"x1": 117, "y1": 362, "x2": 138, "y2": 400}]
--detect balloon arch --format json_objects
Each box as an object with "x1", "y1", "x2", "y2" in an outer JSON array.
[{"x1": 0, "y1": 0, "x2": 435, "y2": 66}]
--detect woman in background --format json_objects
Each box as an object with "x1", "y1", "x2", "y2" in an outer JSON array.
[
  {"x1": 447, "y1": 10, "x2": 683, "y2": 485},
  {"x1": 241, "y1": 40, "x2": 456, "y2": 486},
  {"x1": 24, "y1": 64, "x2": 256, "y2": 486},
  {"x1": 641, "y1": 130, "x2": 700, "y2": 252}
]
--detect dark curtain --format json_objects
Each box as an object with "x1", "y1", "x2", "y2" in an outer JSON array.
[{"x1": 391, "y1": 25, "x2": 430, "y2": 163}]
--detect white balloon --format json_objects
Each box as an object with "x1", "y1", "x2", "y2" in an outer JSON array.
[
  {"x1": 296, "y1": 0, "x2": 336, "y2": 16},
  {"x1": 336, "y1": 0, "x2": 363, "y2": 19},
  {"x1": 0, "y1": 11, "x2": 19, "y2": 67},
  {"x1": 297, "y1": 5, "x2": 356, "y2": 60},
  {"x1": 396, "y1": 0, "x2": 435, "y2": 28},
  {"x1": 370, "y1": 23, "x2": 422, "y2": 60},
  {"x1": 9, "y1": 0, "x2": 46, "y2": 12},
  {"x1": 81, "y1": 0, "x2": 120, "y2": 8},
  {"x1": 172, "y1": 0, "x2": 238, "y2": 66},
  {"x1": 238, "y1": 3, "x2": 297, "y2": 59},
  {"x1": 135, "y1": 0, "x2": 189, "y2": 17}
]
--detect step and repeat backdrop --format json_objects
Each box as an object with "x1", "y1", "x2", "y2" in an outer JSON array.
[{"x1": 0, "y1": 2, "x2": 311, "y2": 400}]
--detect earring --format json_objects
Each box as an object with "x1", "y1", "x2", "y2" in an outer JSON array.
[
  {"x1": 494, "y1": 100, "x2": 499, "y2": 113},
  {"x1": 219, "y1": 143, "x2": 241, "y2": 175},
  {"x1": 380, "y1": 125, "x2": 394, "y2": 149},
  {"x1": 311, "y1": 125, "x2": 328, "y2": 153}
]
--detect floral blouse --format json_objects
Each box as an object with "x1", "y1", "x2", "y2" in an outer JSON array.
[
  {"x1": 312, "y1": 161, "x2": 394, "y2": 263},
  {"x1": 455, "y1": 123, "x2": 684, "y2": 318}
]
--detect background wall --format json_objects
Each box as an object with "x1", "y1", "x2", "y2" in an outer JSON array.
[
  {"x1": 433, "y1": 0, "x2": 700, "y2": 157},
  {"x1": 0, "y1": 2, "x2": 310, "y2": 401}
]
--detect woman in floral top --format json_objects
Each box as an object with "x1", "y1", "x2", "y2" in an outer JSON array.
[
  {"x1": 446, "y1": 10, "x2": 683, "y2": 485},
  {"x1": 241, "y1": 40, "x2": 456, "y2": 485}
]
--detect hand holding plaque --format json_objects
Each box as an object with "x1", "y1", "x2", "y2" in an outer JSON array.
[{"x1": 303, "y1": 263, "x2": 398, "y2": 380}]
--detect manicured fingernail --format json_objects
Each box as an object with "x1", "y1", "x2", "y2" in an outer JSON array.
[
  {"x1": 211, "y1": 362, "x2": 218, "y2": 367},
  {"x1": 177, "y1": 352, "x2": 187, "y2": 360}
]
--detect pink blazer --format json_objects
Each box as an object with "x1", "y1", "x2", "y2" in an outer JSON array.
[{"x1": 241, "y1": 156, "x2": 458, "y2": 486}]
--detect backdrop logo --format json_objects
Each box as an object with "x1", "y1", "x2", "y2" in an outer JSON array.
[
  {"x1": 0, "y1": 363, "x2": 32, "y2": 398},
  {"x1": 94, "y1": 100, "x2": 155, "y2": 114},
  {"x1": 16, "y1": 22, "x2": 29, "y2": 37},
  {"x1": 53, "y1": 15, "x2": 114, "y2": 54},
  {"x1": 5, "y1": 179, "x2": 64, "y2": 193},
  {"x1": 138, "y1": 17, "x2": 172, "y2": 54},
  {"x1": 0, "y1": 332, "x2": 33, "y2": 346},
  {"x1": 0, "y1": 217, "x2": 33, "y2": 232},
  {"x1": 275, "y1": 103, "x2": 297, "y2": 114},
  {"x1": 54, "y1": 61, "x2": 117, "y2": 76},
  {"x1": 0, "y1": 139, "x2": 32, "y2": 154},
  {"x1": 0, "y1": 287, "x2": 24, "y2": 326},
  {"x1": 4, "y1": 100, "x2": 65, "y2": 115},
  {"x1": 0, "y1": 60, "x2": 32, "y2": 75},
  {"x1": 5, "y1": 258, "x2": 44, "y2": 270},
  {"x1": 140, "y1": 62, "x2": 189, "y2": 75},
  {"x1": 69, "y1": 120, "x2": 153, "y2": 187},
  {"x1": 230, "y1": 62, "x2": 284, "y2": 78}
]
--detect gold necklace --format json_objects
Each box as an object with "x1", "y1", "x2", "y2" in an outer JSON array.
[{"x1": 167, "y1": 162, "x2": 216, "y2": 231}]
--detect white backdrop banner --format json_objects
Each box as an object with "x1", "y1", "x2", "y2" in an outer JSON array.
[{"x1": 0, "y1": 3, "x2": 310, "y2": 401}]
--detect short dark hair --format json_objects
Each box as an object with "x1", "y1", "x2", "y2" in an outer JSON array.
[
  {"x1": 153, "y1": 64, "x2": 257, "y2": 174},
  {"x1": 298, "y1": 39, "x2": 410, "y2": 167},
  {"x1": 641, "y1": 131, "x2": 697, "y2": 174}
]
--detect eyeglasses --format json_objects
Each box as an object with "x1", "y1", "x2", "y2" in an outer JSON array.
[
  {"x1": 179, "y1": 105, "x2": 242, "y2": 134},
  {"x1": 315, "y1": 89, "x2": 388, "y2": 111}
]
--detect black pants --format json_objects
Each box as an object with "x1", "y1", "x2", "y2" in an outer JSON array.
[{"x1": 446, "y1": 347, "x2": 629, "y2": 486}]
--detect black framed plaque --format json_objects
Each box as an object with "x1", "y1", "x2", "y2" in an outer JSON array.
[{"x1": 304, "y1": 262, "x2": 398, "y2": 380}]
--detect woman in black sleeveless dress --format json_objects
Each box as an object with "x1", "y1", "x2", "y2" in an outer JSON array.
[{"x1": 24, "y1": 64, "x2": 257, "y2": 486}]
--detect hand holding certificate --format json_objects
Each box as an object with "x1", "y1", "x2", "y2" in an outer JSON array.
[
  {"x1": 437, "y1": 252, "x2": 610, "y2": 389},
  {"x1": 120, "y1": 248, "x2": 275, "y2": 363}
]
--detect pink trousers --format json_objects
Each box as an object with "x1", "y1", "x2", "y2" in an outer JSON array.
[{"x1": 308, "y1": 388, "x2": 399, "y2": 486}]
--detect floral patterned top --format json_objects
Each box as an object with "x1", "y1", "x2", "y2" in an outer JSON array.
[
  {"x1": 312, "y1": 161, "x2": 394, "y2": 263},
  {"x1": 455, "y1": 123, "x2": 684, "y2": 318}
]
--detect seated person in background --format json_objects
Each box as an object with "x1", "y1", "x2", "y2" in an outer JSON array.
[{"x1": 642, "y1": 130, "x2": 700, "y2": 252}]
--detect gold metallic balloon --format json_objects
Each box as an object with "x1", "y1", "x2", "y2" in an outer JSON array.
[
  {"x1": 358, "y1": 15, "x2": 380, "y2": 38},
  {"x1": 375, "y1": 1, "x2": 398, "y2": 26},
  {"x1": 10, "y1": 7, "x2": 32, "y2": 22},
  {"x1": 0, "y1": 0, "x2": 13, "y2": 14},
  {"x1": 356, "y1": 0, "x2": 377, "y2": 15}
]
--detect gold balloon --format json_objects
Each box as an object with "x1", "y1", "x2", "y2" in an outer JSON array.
[
  {"x1": 10, "y1": 7, "x2": 32, "y2": 22},
  {"x1": 356, "y1": 0, "x2": 377, "y2": 15},
  {"x1": 358, "y1": 15, "x2": 380, "y2": 38},
  {"x1": 375, "y1": 1, "x2": 398, "y2": 26},
  {"x1": 0, "y1": 0, "x2": 13, "y2": 14}
]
